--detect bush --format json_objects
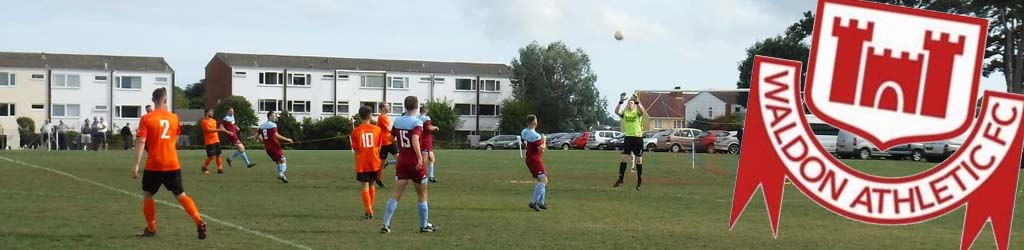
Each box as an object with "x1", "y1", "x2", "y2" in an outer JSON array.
[
  {"x1": 276, "y1": 112, "x2": 302, "y2": 149},
  {"x1": 16, "y1": 117, "x2": 36, "y2": 148},
  {"x1": 300, "y1": 116, "x2": 353, "y2": 150},
  {"x1": 424, "y1": 99, "x2": 459, "y2": 148},
  {"x1": 498, "y1": 99, "x2": 535, "y2": 134}
]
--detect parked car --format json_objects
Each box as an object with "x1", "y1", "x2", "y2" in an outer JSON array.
[
  {"x1": 694, "y1": 130, "x2": 725, "y2": 153},
  {"x1": 642, "y1": 130, "x2": 667, "y2": 151},
  {"x1": 586, "y1": 130, "x2": 624, "y2": 150},
  {"x1": 654, "y1": 128, "x2": 703, "y2": 152},
  {"x1": 572, "y1": 131, "x2": 590, "y2": 149},
  {"x1": 836, "y1": 130, "x2": 926, "y2": 160},
  {"x1": 921, "y1": 134, "x2": 967, "y2": 162},
  {"x1": 608, "y1": 136, "x2": 625, "y2": 150},
  {"x1": 713, "y1": 131, "x2": 741, "y2": 154},
  {"x1": 476, "y1": 135, "x2": 522, "y2": 150},
  {"x1": 547, "y1": 133, "x2": 575, "y2": 150}
]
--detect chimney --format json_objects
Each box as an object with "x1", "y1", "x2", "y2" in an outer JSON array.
[{"x1": 40, "y1": 52, "x2": 47, "y2": 60}]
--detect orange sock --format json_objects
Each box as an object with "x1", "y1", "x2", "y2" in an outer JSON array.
[
  {"x1": 361, "y1": 188, "x2": 373, "y2": 214},
  {"x1": 177, "y1": 194, "x2": 203, "y2": 225},
  {"x1": 216, "y1": 156, "x2": 223, "y2": 170},
  {"x1": 143, "y1": 197, "x2": 156, "y2": 232},
  {"x1": 369, "y1": 186, "x2": 376, "y2": 205},
  {"x1": 203, "y1": 157, "x2": 212, "y2": 167}
]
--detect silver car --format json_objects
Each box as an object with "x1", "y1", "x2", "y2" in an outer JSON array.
[
  {"x1": 713, "y1": 131, "x2": 741, "y2": 154},
  {"x1": 836, "y1": 130, "x2": 926, "y2": 160},
  {"x1": 476, "y1": 135, "x2": 522, "y2": 150},
  {"x1": 586, "y1": 130, "x2": 623, "y2": 150}
]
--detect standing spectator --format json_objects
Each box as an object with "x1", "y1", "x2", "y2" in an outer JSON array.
[
  {"x1": 97, "y1": 117, "x2": 109, "y2": 151},
  {"x1": 145, "y1": 105, "x2": 153, "y2": 114},
  {"x1": 56, "y1": 120, "x2": 69, "y2": 150},
  {"x1": 91, "y1": 117, "x2": 100, "y2": 151},
  {"x1": 81, "y1": 119, "x2": 92, "y2": 150},
  {"x1": 121, "y1": 123, "x2": 133, "y2": 150},
  {"x1": 40, "y1": 120, "x2": 52, "y2": 150}
]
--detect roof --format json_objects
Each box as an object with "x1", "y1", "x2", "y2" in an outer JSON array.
[
  {"x1": 0, "y1": 52, "x2": 173, "y2": 72},
  {"x1": 213, "y1": 52, "x2": 511, "y2": 77},
  {"x1": 637, "y1": 91, "x2": 693, "y2": 118}
]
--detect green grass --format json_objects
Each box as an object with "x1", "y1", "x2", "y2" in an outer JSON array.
[{"x1": 0, "y1": 149, "x2": 1021, "y2": 249}]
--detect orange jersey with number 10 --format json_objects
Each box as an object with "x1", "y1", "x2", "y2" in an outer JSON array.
[
  {"x1": 138, "y1": 109, "x2": 181, "y2": 172},
  {"x1": 351, "y1": 123, "x2": 383, "y2": 173}
]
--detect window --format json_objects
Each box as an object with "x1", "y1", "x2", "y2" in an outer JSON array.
[
  {"x1": 286, "y1": 100, "x2": 311, "y2": 113},
  {"x1": 360, "y1": 102, "x2": 379, "y2": 114},
  {"x1": 419, "y1": 77, "x2": 445, "y2": 83},
  {"x1": 478, "y1": 104, "x2": 500, "y2": 116},
  {"x1": 52, "y1": 74, "x2": 81, "y2": 88},
  {"x1": 258, "y1": 99, "x2": 281, "y2": 112},
  {"x1": 481, "y1": 79, "x2": 500, "y2": 91},
  {"x1": 810, "y1": 124, "x2": 840, "y2": 136},
  {"x1": 31, "y1": 104, "x2": 45, "y2": 110},
  {"x1": 115, "y1": 105, "x2": 142, "y2": 118},
  {"x1": 51, "y1": 104, "x2": 80, "y2": 117},
  {"x1": 734, "y1": 106, "x2": 741, "y2": 112},
  {"x1": 94, "y1": 75, "x2": 108, "y2": 82},
  {"x1": 322, "y1": 101, "x2": 350, "y2": 114},
  {"x1": 94, "y1": 105, "x2": 108, "y2": 111},
  {"x1": 455, "y1": 78, "x2": 476, "y2": 91},
  {"x1": 0, "y1": 72, "x2": 15, "y2": 86},
  {"x1": 259, "y1": 72, "x2": 282, "y2": 85},
  {"x1": 673, "y1": 120, "x2": 685, "y2": 128},
  {"x1": 455, "y1": 103, "x2": 473, "y2": 115},
  {"x1": 361, "y1": 75, "x2": 385, "y2": 88},
  {"x1": 338, "y1": 74, "x2": 350, "y2": 80},
  {"x1": 116, "y1": 76, "x2": 142, "y2": 89},
  {"x1": 290, "y1": 73, "x2": 310, "y2": 86},
  {"x1": 233, "y1": 71, "x2": 247, "y2": 77},
  {"x1": 387, "y1": 77, "x2": 408, "y2": 89},
  {"x1": 155, "y1": 77, "x2": 169, "y2": 84},
  {"x1": 31, "y1": 74, "x2": 44, "y2": 80},
  {"x1": 653, "y1": 119, "x2": 662, "y2": 129},
  {"x1": 322, "y1": 74, "x2": 334, "y2": 80},
  {"x1": 0, "y1": 103, "x2": 14, "y2": 116},
  {"x1": 391, "y1": 103, "x2": 404, "y2": 115}
]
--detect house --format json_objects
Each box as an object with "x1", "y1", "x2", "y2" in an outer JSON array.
[
  {"x1": 204, "y1": 52, "x2": 512, "y2": 134},
  {"x1": 635, "y1": 90, "x2": 695, "y2": 131},
  {"x1": 683, "y1": 90, "x2": 747, "y2": 126},
  {"x1": 0, "y1": 52, "x2": 174, "y2": 148}
]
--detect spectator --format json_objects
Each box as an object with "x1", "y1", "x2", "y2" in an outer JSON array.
[
  {"x1": 81, "y1": 119, "x2": 92, "y2": 150},
  {"x1": 91, "y1": 117, "x2": 100, "y2": 151},
  {"x1": 96, "y1": 117, "x2": 108, "y2": 151},
  {"x1": 120, "y1": 123, "x2": 133, "y2": 150},
  {"x1": 56, "y1": 120, "x2": 69, "y2": 150},
  {"x1": 40, "y1": 120, "x2": 52, "y2": 150},
  {"x1": 145, "y1": 105, "x2": 153, "y2": 114}
]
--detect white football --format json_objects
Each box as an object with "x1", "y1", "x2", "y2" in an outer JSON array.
[{"x1": 614, "y1": 30, "x2": 624, "y2": 41}]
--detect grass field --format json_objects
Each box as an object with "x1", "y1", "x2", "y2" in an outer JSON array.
[{"x1": 0, "y1": 149, "x2": 1022, "y2": 249}]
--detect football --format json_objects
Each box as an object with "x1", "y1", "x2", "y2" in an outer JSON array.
[{"x1": 614, "y1": 30, "x2": 624, "y2": 41}]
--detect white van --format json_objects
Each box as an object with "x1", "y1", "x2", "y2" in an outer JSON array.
[{"x1": 806, "y1": 115, "x2": 839, "y2": 154}]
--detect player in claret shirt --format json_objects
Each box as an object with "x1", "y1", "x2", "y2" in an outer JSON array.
[
  {"x1": 418, "y1": 105, "x2": 440, "y2": 183},
  {"x1": 351, "y1": 105, "x2": 384, "y2": 220},
  {"x1": 521, "y1": 114, "x2": 549, "y2": 211},
  {"x1": 257, "y1": 111, "x2": 294, "y2": 183},
  {"x1": 131, "y1": 87, "x2": 207, "y2": 239},
  {"x1": 223, "y1": 108, "x2": 256, "y2": 168},
  {"x1": 380, "y1": 96, "x2": 437, "y2": 234}
]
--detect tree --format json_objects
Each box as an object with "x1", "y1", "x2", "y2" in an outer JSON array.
[
  {"x1": 498, "y1": 99, "x2": 535, "y2": 134},
  {"x1": 424, "y1": 100, "x2": 459, "y2": 146},
  {"x1": 275, "y1": 112, "x2": 302, "y2": 149},
  {"x1": 213, "y1": 96, "x2": 258, "y2": 131},
  {"x1": 16, "y1": 117, "x2": 36, "y2": 148},
  {"x1": 299, "y1": 116, "x2": 352, "y2": 150},
  {"x1": 184, "y1": 80, "x2": 206, "y2": 109},
  {"x1": 511, "y1": 41, "x2": 607, "y2": 132},
  {"x1": 736, "y1": 11, "x2": 813, "y2": 89},
  {"x1": 172, "y1": 85, "x2": 189, "y2": 110}
]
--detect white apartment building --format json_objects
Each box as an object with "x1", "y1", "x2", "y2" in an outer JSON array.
[
  {"x1": 205, "y1": 53, "x2": 512, "y2": 133},
  {"x1": 0, "y1": 52, "x2": 174, "y2": 148}
]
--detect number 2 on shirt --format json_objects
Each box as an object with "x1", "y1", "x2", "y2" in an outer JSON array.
[{"x1": 159, "y1": 119, "x2": 171, "y2": 139}]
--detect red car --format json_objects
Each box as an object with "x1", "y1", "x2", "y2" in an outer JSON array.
[
  {"x1": 573, "y1": 131, "x2": 590, "y2": 149},
  {"x1": 694, "y1": 130, "x2": 725, "y2": 153}
]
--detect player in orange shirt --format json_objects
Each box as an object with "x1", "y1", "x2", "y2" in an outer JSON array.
[
  {"x1": 131, "y1": 87, "x2": 207, "y2": 240},
  {"x1": 200, "y1": 109, "x2": 229, "y2": 174},
  {"x1": 376, "y1": 103, "x2": 398, "y2": 188},
  {"x1": 351, "y1": 105, "x2": 384, "y2": 220}
]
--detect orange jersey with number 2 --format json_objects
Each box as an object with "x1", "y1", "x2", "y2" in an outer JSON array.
[
  {"x1": 351, "y1": 123, "x2": 383, "y2": 173},
  {"x1": 138, "y1": 109, "x2": 181, "y2": 172}
]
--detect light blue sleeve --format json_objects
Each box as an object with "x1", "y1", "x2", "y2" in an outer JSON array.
[{"x1": 521, "y1": 129, "x2": 541, "y2": 142}]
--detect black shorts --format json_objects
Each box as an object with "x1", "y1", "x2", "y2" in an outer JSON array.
[
  {"x1": 205, "y1": 144, "x2": 222, "y2": 157},
  {"x1": 142, "y1": 170, "x2": 184, "y2": 195},
  {"x1": 378, "y1": 144, "x2": 398, "y2": 159},
  {"x1": 356, "y1": 171, "x2": 381, "y2": 182},
  {"x1": 622, "y1": 136, "x2": 644, "y2": 156}
]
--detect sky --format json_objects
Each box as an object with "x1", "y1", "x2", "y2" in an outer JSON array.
[{"x1": 0, "y1": 0, "x2": 1007, "y2": 113}]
